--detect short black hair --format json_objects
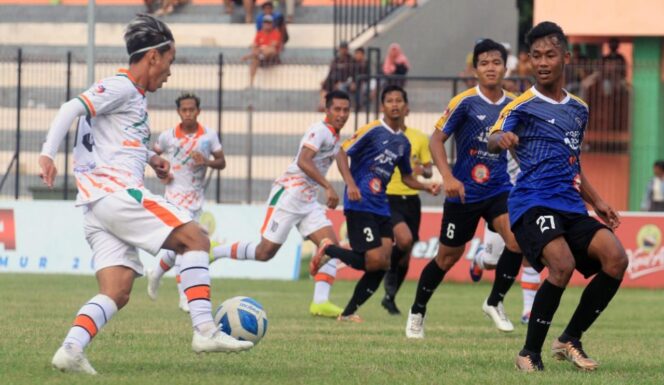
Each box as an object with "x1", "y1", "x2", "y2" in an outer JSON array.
[
  {"x1": 325, "y1": 90, "x2": 350, "y2": 108},
  {"x1": 654, "y1": 160, "x2": 664, "y2": 170},
  {"x1": 354, "y1": 47, "x2": 365, "y2": 54},
  {"x1": 261, "y1": 1, "x2": 273, "y2": 9},
  {"x1": 381, "y1": 85, "x2": 408, "y2": 104},
  {"x1": 525, "y1": 21, "x2": 568, "y2": 52},
  {"x1": 472, "y1": 38, "x2": 507, "y2": 68},
  {"x1": 125, "y1": 14, "x2": 174, "y2": 64},
  {"x1": 176, "y1": 92, "x2": 201, "y2": 109}
]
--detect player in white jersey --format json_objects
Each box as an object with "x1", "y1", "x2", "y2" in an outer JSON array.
[
  {"x1": 467, "y1": 152, "x2": 542, "y2": 324},
  {"x1": 210, "y1": 90, "x2": 351, "y2": 318},
  {"x1": 40, "y1": 15, "x2": 252, "y2": 375},
  {"x1": 146, "y1": 92, "x2": 226, "y2": 312}
]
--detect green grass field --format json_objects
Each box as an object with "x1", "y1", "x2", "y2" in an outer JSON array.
[{"x1": 1, "y1": 273, "x2": 663, "y2": 385}]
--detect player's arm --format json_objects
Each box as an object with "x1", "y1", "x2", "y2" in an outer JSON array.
[
  {"x1": 297, "y1": 146, "x2": 338, "y2": 209},
  {"x1": 488, "y1": 106, "x2": 520, "y2": 153},
  {"x1": 579, "y1": 171, "x2": 620, "y2": 229},
  {"x1": 39, "y1": 99, "x2": 88, "y2": 188},
  {"x1": 205, "y1": 149, "x2": 227, "y2": 170},
  {"x1": 335, "y1": 148, "x2": 361, "y2": 201},
  {"x1": 431, "y1": 101, "x2": 467, "y2": 202},
  {"x1": 401, "y1": 173, "x2": 440, "y2": 195}
]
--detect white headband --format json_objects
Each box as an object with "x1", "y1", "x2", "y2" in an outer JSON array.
[{"x1": 129, "y1": 40, "x2": 172, "y2": 58}]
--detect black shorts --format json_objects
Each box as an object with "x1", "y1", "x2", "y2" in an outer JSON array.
[
  {"x1": 512, "y1": 206, "x2": 609, "y2": 278},
  {"x1": 388, "y1": 194, "x2": 421, "y2": 242},
  {"x1": 345, "y1": 210, "x2": 393, "y2": 253},
  {"x1": 439, "y1": 192, "x2": 509, "y2": 247}
]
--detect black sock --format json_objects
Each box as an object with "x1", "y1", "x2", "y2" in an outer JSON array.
[
  {"x1": 524, "y1": 280, "x2": 566, "y2": 354},
  {"x1": 486, "y1": 248, "x2": 522, "y2": 306},
  {"x1": 384, "y1": 246, "x2": 408, "y2": 300},
  {"x1": 562, "y1": 270, "x2": 623, "y2": 340},
  {"x1": 342, "y1": 270, "x2": 386, "y2": 316},
  {"x1": 325, "y1": 245, "x2": 366, "y2": 270},
  {"x1": 410, "y1": 259, "x2": 446, "y2": 316}
]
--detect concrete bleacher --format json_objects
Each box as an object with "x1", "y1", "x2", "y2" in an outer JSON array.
[{"x1": 0, "y1": 0, "x2": 450, "y2": 206}]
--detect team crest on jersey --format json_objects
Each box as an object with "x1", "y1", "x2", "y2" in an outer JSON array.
[
  {"x1": 369, "y1": 178, "x2": 382, "y2": 194},
  {"x1": 94, "y1": 83, "x2": 106, "y2": 94},
  {"x1": 471, "y1": 163, "x2": 490, "y2": 184}
]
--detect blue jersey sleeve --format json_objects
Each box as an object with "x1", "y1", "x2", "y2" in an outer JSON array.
[
  {"x1": 435, "y1": 97, "x2": 468, "y2": 137},
  {"x1": 342, "y1": 124, "x2": 375, "y2": 156}
]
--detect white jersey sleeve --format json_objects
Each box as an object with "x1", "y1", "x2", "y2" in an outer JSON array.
[
  {"x1": 208, "y1": 131, "x2": 222, "y2": 153},
  {"x1": 301, "y1": 124, "x2": 331, "y2": 152},
  {"x1": 77, "y1": 77, "x2": 133, "y2": 118}
]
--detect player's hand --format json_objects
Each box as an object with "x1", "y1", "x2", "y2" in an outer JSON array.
[
  {"x1": 347, "y1": 182, "x2": 362, "y2": 201},
  {"x1": 497, "y1": 132, "x2": 519, "y2": 150},
  {"x1": 325, "y1": 186, "x2": 339, "y2": 209},
  {"x1": 191, "y1": 151, "x2": 208, "y2": 167},
  {"x1": 594, "y1": 201, "x2": 621, "y2": 229},
  {"x1": 38, "y1": 155, "x2": 57, "y2": 188},
  {"x1": 412, "y1": 163, "x2": 425, "y2": 176},
  {"x1": 443, "y1": 176, "x2": 466, "y2": 203},
  {"x1": 426, "y1": 183, "x2": 441, "y2": 196},
  {"x1": 149, "y1": 155, "x2": 171, "y2": 180}
]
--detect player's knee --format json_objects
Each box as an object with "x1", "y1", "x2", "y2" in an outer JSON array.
[
  {"x1": 395, "y1": 234, "x2": 413, "y2": 252},
  {"x1": 603, "y1": 247, "x2": 628, "y2": 278},
  {"x1": 254, "y1": 249, "x2": 275, "y2": 262},
  {"x1": 181, "y1": 224, "x2": 210, "y2": 252},
  {"x1": 505, "y1": 239, "x2": 521, "y2": 253},
  {"x1": 105, "y1": 290, "x2": 130, "y2": 309},
  {"x1": 547, "y1": 259, "x2": 575, "y2": 286}
]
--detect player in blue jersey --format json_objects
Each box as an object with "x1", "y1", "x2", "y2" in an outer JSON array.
[
  {"x1": 488, "y1": 22, "x2": 627, "y2": 372},
  {"x1": 405, "y1": 39, "x2": 525, "y2": 338},
  {"x1": 310, "y1": 85, "x2": 440, "y2": 322}
]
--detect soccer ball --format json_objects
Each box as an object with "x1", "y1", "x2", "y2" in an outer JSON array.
[{"x1": 214, "y1": 296, "x2": 268, "y2": 344}]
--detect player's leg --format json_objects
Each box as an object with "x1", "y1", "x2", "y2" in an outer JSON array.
[
  {"x1": 469, "y1": 224, "x2": 504, "y2": 282},
  {"x1": 305, "y1": 217, "x2": 343, "y2": 318},
  {"x1": 406, "y1": 200, "x2": 477, "y2": 338},
  {"x1": 52, "y1": 208, "x2": 139, "y2": 374},
  {"x1": 513, "y1": 208, "x2": 571, "y2": 372},
  {"x1": 173, "y1": 254, "x2": 189, "y2": 313},
  {"x1": 552, "y1": 222, "x2": 627, "y2": 371},
  {"x1": 146, "y1": 249, "x2": 177, "y2": 300},
  {"x1": 339, "y1": 237, "x2": 392, "y2": 321},
  {"x1": 520, "y1": 259, "x2": 540, "y2": 324}
]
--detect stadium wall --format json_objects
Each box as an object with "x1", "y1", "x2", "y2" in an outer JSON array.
[{"x1": 0, "y1": 201, "x2": 302, "y2": 280}]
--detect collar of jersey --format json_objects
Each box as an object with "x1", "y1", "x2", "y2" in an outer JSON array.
[
  {"x1": 530, "y1": 86, "x2": 570, "y2": 104},
  {"x1": 380, "y1": 118, "x2": 402, "y2": 134},
  {"x1": 175, "y1": 123, "x2": 205, "y2": 139},
  {"x1": 116, "y1": 68, "x2": 146, "y2": 96},
  {"x1": 475, "y1": 85, "x2": 507, "y2": 105},
  {"x1": 323, "y1": 118, "x2": 340, "y2": 139}
]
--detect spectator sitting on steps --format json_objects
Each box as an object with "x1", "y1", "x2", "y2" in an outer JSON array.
[{"x1": 241, "y1": 14, "x2": 282, "y2": 87}]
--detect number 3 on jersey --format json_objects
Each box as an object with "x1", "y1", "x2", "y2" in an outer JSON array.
[
  {"x1": 363, "y1": 227, "x2": 374, "y2": 242},
  {"x1": 536, "y1": 215, "x2": 556, "y2": 233}
]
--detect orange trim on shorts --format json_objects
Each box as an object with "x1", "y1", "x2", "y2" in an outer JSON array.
[
  {"x1": 73, "y1": 314, "x2": 98, "y2": 338},
  {"x1": 259, "y1": 207, "x2": 275, "y2": 235},
  {"x1": 230, "y1": 242, "x2": 239, "y2": 260},
  {"x1": 314, "y1": 272, "x2": 335, "y2": 284},
  {"x1": 143, "y1": 198, "x2": 184, "y2": 228},
  {"x1": 175, "y1": 274, "x2": 181, "y2": 284},
  {"x1": 184, "y1": 285, "x2": 210, "y2": 302},
  {"x1": 159, "y1": 259, "x2": 171, "y2": 271},
  {"x1": 521, "y1": 282, "x2": 540, "y2": 291}
]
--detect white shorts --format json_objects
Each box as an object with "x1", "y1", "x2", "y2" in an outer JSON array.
[
  {"x1": 84, "y1": 188, "x2": 192, "y2": 274},
  {"x1": 260, "y1": 186, "x2": 331, "y2": 244}
]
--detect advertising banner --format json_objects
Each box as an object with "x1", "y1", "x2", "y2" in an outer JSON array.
[
  {"x1": 0, "y1": 201, "x2": 301, "y2": 280},
  {"x1": 327, "y1": 209, "x2": 664, "y2": 288}
]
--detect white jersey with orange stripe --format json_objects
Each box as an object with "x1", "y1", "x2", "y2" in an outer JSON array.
[
  {"x1": 70, "y1": 69, "x2": 151, "y2": 206},
  {"x1": 155, "y1": 124, "x2": 222, "y2": 213},
  {"x1": 274, "y1": 120, "x2": 340, "y2": 213}
]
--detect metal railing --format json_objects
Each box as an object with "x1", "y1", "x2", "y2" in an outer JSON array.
[{"x1": 333, "y1": 0, "x2": 412, "y2": 49}]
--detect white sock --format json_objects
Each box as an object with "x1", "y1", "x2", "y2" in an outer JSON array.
[
  {"x1": 179, "y1": 250, "x2": 215, "y2": 332},
  {"x1": 313, "y1": 258, "x2": 338, "y2": 304},
  {"x1": 174, "y1": 254, "x2": 186, "y2": 300},
  {"x1": 63, "y1": 294, "x2": 118, "y2": 350},
  {"x1": 154, "y1": 249, "x2": 177, "y2": 279},
  {"x1": 473, "y1": 249, "x2": 487, "y2": 270},
  {"x1": 212, "y1": 241, "x2": 257, "y2": 261},
  {"x1": 521, "y1": 266, "x2": 541, "y2": 315}
]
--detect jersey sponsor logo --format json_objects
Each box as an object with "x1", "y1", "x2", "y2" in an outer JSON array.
[
  {"x1": 369, "y1": 178, "x2": 382, "y2": 194},
  {"x1": 471, "y1": 163, "x2": 490, "y2": 184},
  {"x1": 564, "y1": 130, "x2": 581, "y2": 151}
]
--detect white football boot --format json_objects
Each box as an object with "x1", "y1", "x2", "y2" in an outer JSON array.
[
  {"x1": 482, "y1": 299, "x2": 514, "y2": 332},
  {"x1": 405, "y1": 310, "x2": 425, "y2": 339},
  {"x1": 192, "y1": 330, "x2": 254, "y2": 353},
  {"x1": 146, "y1": 268, "x2": 160, "y2": 301},
  {"x1": 51, "y1": 344, "x2": 97, "y2": 375}
]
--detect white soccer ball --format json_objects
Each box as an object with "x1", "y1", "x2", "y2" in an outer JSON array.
[{"x1": 214, "y1": 296, "x2": 268, "y2": 344}]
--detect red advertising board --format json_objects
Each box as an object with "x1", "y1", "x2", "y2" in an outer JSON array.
[{"x1": 326, "y1": 209, "x2": 664, "y2": 288}]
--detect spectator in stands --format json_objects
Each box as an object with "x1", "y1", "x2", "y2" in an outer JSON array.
[
  {"x1": 256, "y1": 1, "x2": 289, "y2": 46},
  {"x1": 154, "y1": 0, "x2": 190, "y2": 16},
  {"x1": 144, "y1": 0, "x2": 159, "y2": 13},
  {"x1": 225, "y1": 0, "x2": 256, "y2": 23},
  {"x1": 501, "y1": 42, "x2": 518, "y2": 77},
  {"x1": 283, "y1": 0, "x2": 301, "y2": 23},
  {"x1": 242, "y1": 14, "x2": 282, "y2": 86},
  {"x1": 318, "y1": 41, "x2": 354, "y2": 111},
  {"x1": 565, "y1": 44, "x2": 590, "y2": 95},
  {"x1": 383, "y1": 43, "x2": 410, "y2": 87},
  {"x1": 602, "y1": 38, "x2": 627, "y2": 80},
  {"x1": 641, "y1": 160, "x2": 664, "y2": 212},
  {"x1": 459, "y1": 51, "x2": 477, "y2": 88}
]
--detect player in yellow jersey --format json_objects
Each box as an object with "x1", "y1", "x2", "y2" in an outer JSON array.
[{"x1": 380, "y1": 112, "x2": 433, "y2": 315}]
